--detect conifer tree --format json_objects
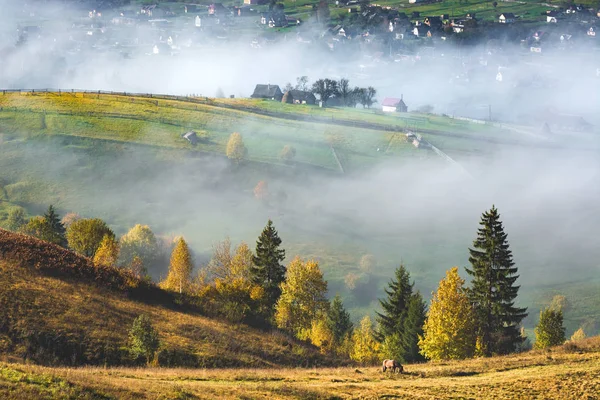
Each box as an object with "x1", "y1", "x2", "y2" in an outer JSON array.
[
  {"x1": 376, "y1": 264, "x2": 413, "y2": 343},
  {"x1": 466, "y1": 206, "x2": 527, "y2": 355},
  {"x1": 534, "y1": 308, "x2": 565, "y2": 349},
  {"x1": 161, "y1": 237, "x2": 193, "y2": 294},
  {"x1": 43, "y1": 205, "x2": 66, "y2": 244},
  {"x1": 401, "y1": 292, "x2": 427, "y2": 362},
  {"x1": 419, "y1": 267, "x2": 477, "y2": 360},
  {"x1": 93, "y1": 235, "x2": 120, "y2": 268},
  {"x1": 251, "y1": 219, "x2": 286, "y2": 312},
  {"x1": 327, "y1": 294, "x2": 353, "y2": 347},
  {"x1": 129, "y1": 314, "x2": 160, "y2": 365}
]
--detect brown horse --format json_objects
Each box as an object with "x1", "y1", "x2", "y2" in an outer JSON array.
[{"x1": 382, "y1": 359, "x2": 403, "y2": 373}]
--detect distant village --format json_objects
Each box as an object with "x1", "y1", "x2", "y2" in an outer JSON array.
[{"x1": 1, "y1": 0, "x2": 599, "y2": 128}]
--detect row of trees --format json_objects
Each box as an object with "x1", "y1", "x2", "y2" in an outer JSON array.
[
  {"x1": 285, "y1": 76, "x2": 377, "y2": 108},
  {"x1": 225, "y1": 132, "x2": 296, "y2": 165},
  {"x1": 7, "y1": 204, "x2": 580, "y2": 363}
]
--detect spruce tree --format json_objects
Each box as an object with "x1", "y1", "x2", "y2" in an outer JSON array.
[
  {"x1": 327, "y1": 294, "x2": 353, "y2": 347},
  {"x1": 466, "y1": 205, "x2": 527, "y2": 355},
  {"x1": 401, "y1": 292, "x2": 427, "y2": 362},
  {"x1": 376, "y1": 264, "x2": 413, "y2": 342},
  {"x1": 43, "y1": 205, "x2": 66, "y2": 246},
  {"x1": 251, "y1": 220, "x2": 286, "y2": 313}
]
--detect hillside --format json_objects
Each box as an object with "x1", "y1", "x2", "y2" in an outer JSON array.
[
  {"x1": 2, "y1": 337, "x2": 600, "y2": 399},
  {"x1": 0, "y1": 228, "x2": 341, "y2": 369}
]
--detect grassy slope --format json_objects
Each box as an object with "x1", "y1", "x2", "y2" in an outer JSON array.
[
  {"x1": 0, "y1": 229, "x2": 338, "y2": 369},
  {"x1": 0, "y1": 92, "x2": 423, "y2": 172},
  {"x1": 2, "y1": 337, "x2": 600, "y2": 399}
]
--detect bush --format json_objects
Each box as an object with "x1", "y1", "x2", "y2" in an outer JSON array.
[{"x1": 534, "y1": 308, "x2": 565, "y2": 349}]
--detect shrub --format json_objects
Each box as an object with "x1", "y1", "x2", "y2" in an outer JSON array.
[{"x1": 534, "y1": 308, "x2": 565, "y2": 349}]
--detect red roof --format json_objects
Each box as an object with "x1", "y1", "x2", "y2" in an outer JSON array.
[{"x1": 382, "y1": 97, "x2": 402, "y2": 107}]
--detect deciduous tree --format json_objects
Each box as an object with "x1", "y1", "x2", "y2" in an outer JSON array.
[
  {"x1": 226, "y1": 132, "x2": 247, "y2": 163},
  {"x1": 358, "y1": 87, "x2": 377, "y2": 108},
  {"x1": 311, "y1": 79, "x2": 338, "y2": 105},
  {"x1": 93, "y1": 234, "x2": 120, "y2": 268},
  {"x1": 20, "y1": 216, "x2": 62, "y2": 245},
  {"x1": 254, "y1": 181, "x2": 269, "y2": 201},
  {"x1": 119, "y1": 224, "x2": 159, "y2": 268},
  {"x1": 419, "y1": 267, "x2": 477, "y2": 360},
  {"x1": 534, "y1": 308, "x2": 565, "y2": 349},
  {"x1": 570, "y1": 327, "x2": 586, "y2": 342},
  {"x1": 6, "y1": 207, "x2": 26, "y2": 231},
  {"x1": 350, "y1": 316, "x2": 381, "y2": 365},
  {"x1": 279, "y1": 145, "x2": 296, "y2": 163},
  {"x1": 275, "y1": 257, "x2": 328, "y2": 337},
  {"x1": 161, "y1": 237, "x2": 193, "y2": 294},
  {"x1": 66, "y1": 218, "x2": 115, "y2": 258},
  {"x1": 466, "y1": 206, "x2": 527, "y2": 355}
]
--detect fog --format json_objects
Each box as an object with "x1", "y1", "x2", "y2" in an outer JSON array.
[{"x1": 1, "y1": 0, "x2": 599, "y2": 320}]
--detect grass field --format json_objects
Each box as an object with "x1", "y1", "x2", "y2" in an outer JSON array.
[
  {"x1": 2, "y1": 337, "x2": 600, "y2": 399},
  {"x1": 0, "y1": 91, "x2": 427, "y2": 172}
]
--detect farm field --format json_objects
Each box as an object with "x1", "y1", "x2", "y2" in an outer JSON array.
[{"x1": 2, "y1": 339, "x2": 600, "y2": 399}]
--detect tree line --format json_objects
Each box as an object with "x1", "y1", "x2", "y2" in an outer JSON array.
[
  {"x1": 4, "y1": 204, "x2": 578, "y2": 364},
  {"x1": 284, "y1": 76, "x2": 377, "y2": 108}
]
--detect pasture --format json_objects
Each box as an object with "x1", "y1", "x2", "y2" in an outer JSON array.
[{"x1": 2, "y1": 337, "x2": 600, "y2": 399}]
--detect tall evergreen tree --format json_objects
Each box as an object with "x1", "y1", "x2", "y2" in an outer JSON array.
[
  {"x1": 327, "y1": 294, "x2": 353, "y2": 347},
  {"x1": 251, "y1": 220, "x2": 286, "y2": 313},
  {"x1": 466, "y1": 205, "x2": 527, "y2": 356},
  {"x1": 43, "y1": 205, "x2": 66, "y2": 246},
  {"x1": 401, "y1": 292, "x2": 427, "y2": 362},
  {"x1": 376, "y1": 264, "x2": 413, "y2": 341}
]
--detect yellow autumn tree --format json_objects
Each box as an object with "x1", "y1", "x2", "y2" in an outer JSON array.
[
  {"x1": 350, "y1": 315, "x2": 381, "y2": 365},
  {"x1": 570, "y1": 327, "x2": 586, "y2": 342},
  {"x1": 119, "y1": 224, "x2": 159, "y2": 268},
  {"x1": 275, "y1": 257, "x2": 329, "y2": 338},
  {"x1": 419, "y1": 267, "x2": 477, "y2": 361},
  {"x1": 93, "y1": 234, "x2": 120, "y2": 268},
  {"x1": 307, "y1": 312, "x2": 335, "y2": 354},
  {"x1": 160, "y1": 237, "x2": 193, "y2": 294},
  {"x1": 226, "y1": 132, "x2": 247, "y2": 163}
]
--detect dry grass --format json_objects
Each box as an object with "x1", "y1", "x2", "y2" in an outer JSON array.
[
  {"x1": 2, "y1": 340, "x2": 599, "y2": 399},
  {"x1": 0, "y1": 229, "x2": 337, "y2": 369}
]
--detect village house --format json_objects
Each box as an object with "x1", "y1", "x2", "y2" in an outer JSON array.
[
  {"x1": 251, "y1": 84, "x2": 283, "y2": 101},
  {"x1": 588, "y1": 27, "x2": 596, "y2": 37},
  {"x1": 184, "y1": 5, "x2": 199, "y2": 13},
  {"x1": 208, "y1": 3, "x2": 228, "y2": 16},
  {"x1": 381, "y1": 96, "x2": 408, "y2": 112},
  {"x1": 182, "y1": 131, "x2": 199, "y2": 145},
  {"x1": 244, "y1": 0, "x2": 268, "y2": 4},
  {"x1": 282, "y1": 90, "x2": 316, "y2": 105},
  {"x1": 546, "y1": 10, "x2": 560, "y2": 23},
  {"x1": 498, "y1": 13, "x2": 515, "y2": 24}
]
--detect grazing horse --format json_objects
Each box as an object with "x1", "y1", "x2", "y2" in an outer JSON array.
[{"x1": 382, "y1": 359, "x2": 403, "y2": 373}]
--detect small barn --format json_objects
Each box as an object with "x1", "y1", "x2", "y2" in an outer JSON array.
[
  {"x1": 251, "y1": 84, "x2": 283, "y2": 101},
  {"x1": 498, "y1": 13, "x2": 515, "y2": 24},
  {"x1": 182, "y1": 131, "x2": 199, "y2": 145},
  {"x1": 282, "y1": 90, "x2": 316, "y2": 105},
  {"x1": 382, "y1": 97, "x2": 408, "y2": 112}
]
